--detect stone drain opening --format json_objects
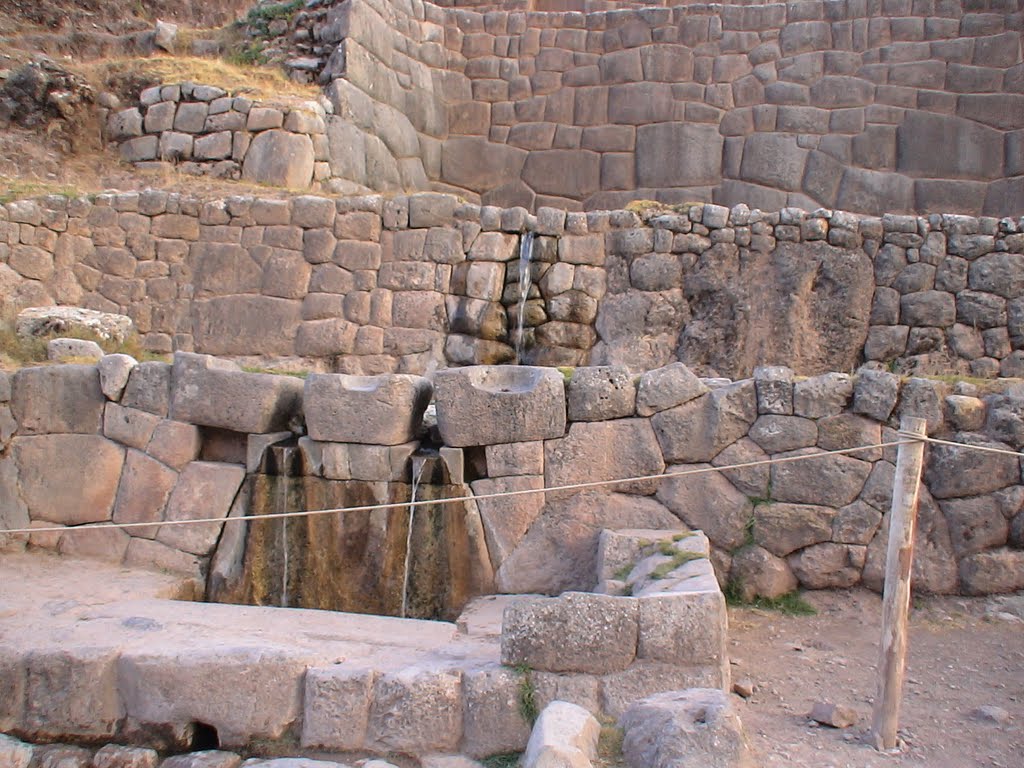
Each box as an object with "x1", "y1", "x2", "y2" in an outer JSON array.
[{"x1": 188, "y1": 723, "x2": 219, "y2": 752}]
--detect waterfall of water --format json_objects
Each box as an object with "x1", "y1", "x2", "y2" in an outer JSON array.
[
  {"x1": 514, "y1": 231, "x2": 536, "y2": 365},
  {"x1": 276, "y1": 446, "x2": 294, "y2": 609},
  {"x1": 400, "y1": 456, "x2": 430, "y2": 618}
]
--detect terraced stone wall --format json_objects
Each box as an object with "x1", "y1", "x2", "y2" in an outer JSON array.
[
  {"x1": 239, "y1": 0, "x2": 1024, "y2": 215},
  {"x1": 1, "y1": 192, "x2": 1023, "y2": 380}
]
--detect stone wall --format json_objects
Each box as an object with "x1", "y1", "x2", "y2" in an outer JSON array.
[
  {"x1": 224, "y1": 0, "x2": 1024, "y2": 215},
  {"x1": 436, "y1": 0, "x2": 1023, "y2": 214},
  {"x1": 2, "y1": 354, "x2": 1024, "y2": 597},
  {"x1": 2, "y1": 191, "x2": 1023, "y2": 379}
]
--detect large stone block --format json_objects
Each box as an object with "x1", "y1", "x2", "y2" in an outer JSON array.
[
  {"x1": 304, "y1": 373, "x2": 431, "y2": 445},
  {"x1": 192, "y1": 296, "x2": 302, "y2": 356},
  {"x1": 636, "y1": 591, "x2": 727, "y2": 667},
  {"x1": 651, "y1": 381, "x2": 757, "y2": 463},
  {"x1": 13, "y1": 434, "x2": 124, "y2": 524},
  {"x1": 739, "y1": 134, "x2": 808, "y2": 191},
  {"x1": 156, "y1": 461, "x2": 245, "y2": 556},
  {"x1": 495, "y1": 492, "x2": 681, "y2": 594},
  {"x1": 103, "y1": 403, "x2": 160, "y2": 450},
  {"x1": 620, "y1": 689, "x2": 753, "y2": 768},
  {"x1": 301, "y1": 665, "x2": 374, "y2": 751},
  {"x1": 441, "y1": 137, "x2": 527, "y2": 193},
  {"x1": 241, "y1": 130, "x2": 315, "y2": 189},
  {"x1": 112, "y1": 449, "x2": 178, "y2": 537},
  {"x1": 635, "y1": 123, "x2": 723, "y2": 188},
  {"x1": 770, "y1": 448, "x2": 871, "y2": 508},
  {"x1": 170, "y1": 352, "x2": 304, "y2": 434},
  {"x1": 636, "y1": 363, "x2": 708, "y2": 416},
  {"x1": 923, "y1": 433, "x2": 1020, "y2": 498},
  {"x1": 471, "y1": 475, "x2": 545, "y2": 569},
  {"x1": 566, "y1": 366, "x2": 636, "y2": 422},
  {"x1": 546, "y1": 419, "x2": 664, "y2": 495},
  {"x1": 959, "y1": 549, "x2": 1024, "y2": 595},
  {"x1": 601, "y1": 662, "x2": 725, "y2": 720},
  {"x1": 897, "y1": 113, "x2": 1004, "y2": 181},
  {"x1": 24, "y1": 646, "x2": 123, "y2": 740},
  {"x1": 753, "y1": 503, "x2": 836, "y2": 557},
  {"x1": 122, "y1": 361, "x2": 172, "y2": 417},
  {"x1": 11, "y1": 364, "x2": 104, "y2": 434},
  {"x1": 522, "y1": 701, "x2": 599, "y2": 768},
  {"x1": 366, "y1": 666, "x2": 463, "y2": 754},
  {"x1": 522, "y1": 150, "x2": 601, "y2": 199},
  {"x1": 501, "y1": 592, "x2": 638, "y2": 674},
  {"x1": 461, "y1": 665, "x2": 532, "y2": 759},
  {"x1": 118, "y1": 646, "x2": 308, "y2": 747},
  {"x1": 657, "y1": 465, "x2": 753, "y2": 551},
  {"x1": 434, "y1": 366, "x2": 566, "y2": 447}
]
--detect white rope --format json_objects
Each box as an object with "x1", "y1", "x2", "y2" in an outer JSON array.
[
  {"x1": 3, "y1": 439, "x2": 912, "y2": 536},
  {"x1": 906, "y1": 431, "x2": 1024, "y2": 460}
]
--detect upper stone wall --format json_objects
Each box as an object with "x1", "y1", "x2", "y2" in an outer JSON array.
[
  {"x1": 2, "y1": 190, "x2": 1023, "y2": 379},
  {"x1": 435, "y1": 0, "x2": 1024, "y2": 213},
  {"x1": 162, "y1": 0, "x2": 1021, "y2": 215}
]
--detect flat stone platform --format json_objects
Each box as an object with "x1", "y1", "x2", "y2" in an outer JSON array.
[{"x1": 0, "y1": 551, "x2": 509, "y2": 756}]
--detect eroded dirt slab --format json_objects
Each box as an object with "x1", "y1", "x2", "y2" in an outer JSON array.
[{"x1": 729, "y1": 588, "x2": 1024, "y2": 768}]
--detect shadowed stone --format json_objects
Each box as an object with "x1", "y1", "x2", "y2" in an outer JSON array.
[
  {"x1": 11, "y1": 365, "x2": 104, "y2": 434},
  {"x1": 546, "y1": 419, "x2": 664, "y2": 497},
  {"x1": 652, "y1": 381, "x2": 757, "y2": 463},
  {"x1": 434, "y1": 366, "x2": 566, "y2": 447},
  {"x1": 14, "y1": 435, "x2": 124, "y2": 525},
  {"x1": 729, "y1": 545, "x2": 797, "y2": 601},
  {"x1": 619, "y1": 689, "x2": 752, "y2": 768},
  {"x1": 657, "y1": 465, "x2": 753, "y2": 551},
  {"x1": 170, "y1": 352, "x2": 304, "y2": 434},
  {"x1": 156, "y1": 462, "x2": 245, "y2": 556},
  {"x1": 304, "y1": 373, "x2": 431, "y2": 445}
]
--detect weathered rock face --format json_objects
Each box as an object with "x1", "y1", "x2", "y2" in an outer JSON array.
[
  {"x1": 210, "y1": 472, "x2": 493, "y2": 621},
  {"x1": 619, "y1": 689, "x2": 753, "y2": 768},
  {"x1": 169, "y1": 352, "x2": 304, "y2": 435},
  {"x1": 304, "y1": 373, "x2": 432, "y2": 445},
  {"x1": 679, "y1": 241, "x2": 874, "y2": 378},
  {"x1": 496, "y1": 492, "x2": 681, "y2": 594},
  {"x1": 433, "y1": 366, "x2": 566, "y2": 447}
]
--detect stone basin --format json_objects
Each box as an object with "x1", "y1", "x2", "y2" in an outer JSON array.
[
  {"x1": 303, "y1": 372, "x2": 432, "y2": 445},
  {"x1": 433, "y1": 365, "x2": 567, "y2": 447}
]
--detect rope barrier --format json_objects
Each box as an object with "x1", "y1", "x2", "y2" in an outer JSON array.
[
  {"x1": 4, "y1": 439, "x2": 914, "y2": 536},
  {"x1": 6, "y1": 429, "x2": 1019, "y2": 539},
  {"x1": 904, "y1": 431, "x2": 1024, "y2": 460}
]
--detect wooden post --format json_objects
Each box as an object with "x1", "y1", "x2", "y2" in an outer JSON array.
[{"x1": 870, "y1": 416, "x2": 927, "y2": 751}]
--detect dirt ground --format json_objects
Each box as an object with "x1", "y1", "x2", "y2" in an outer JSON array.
[{"x1": 728, "y1": 588, "x2": 1024, "y2": 768}]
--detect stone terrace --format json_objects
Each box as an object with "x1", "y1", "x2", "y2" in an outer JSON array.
[{"x1": 142, "y1": 0, "x2": 1024, "y2": 215}]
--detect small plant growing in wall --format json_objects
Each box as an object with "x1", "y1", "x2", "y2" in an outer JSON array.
[{"x1": 514, "y1": 663, "x2": 539, "y2": 725}]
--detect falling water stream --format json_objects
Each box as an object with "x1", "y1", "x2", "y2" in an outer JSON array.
[
  {"x1": 400, "y1": 456, "x2": 430, "y2": 618},
  {"x1": 276, "y1": 446, "x2": 295, "y2": 608},
  {"x1": 514, "y1": 232, "x2": 536, "y2": 365}
]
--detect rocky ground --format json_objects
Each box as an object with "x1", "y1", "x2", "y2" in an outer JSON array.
[{"x1": 729, "y1": 588, "x2": 1024, "y2": 768}]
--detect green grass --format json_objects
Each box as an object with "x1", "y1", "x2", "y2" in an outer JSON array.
[
  {"x1": 612, "y1": 563, "x2": 633, "y2": 581},
  {"x1": 482, "y1": 754, "x2": 521, "y2": 768},
  {"x1": 241, "y1": 366, "x2": 310, "y2": 378},
  {"x1": 596, "y1": 720, "x2": 625, "y2": 767},
  {"x1": 515, "y1": 663, "x2": 539, "y2": 725},
  {"x1": 724, "y1": 581, "x2": 817, "y2": 616},
  {"x1": 245, "y1": 0, "x2": 305, "y2": 36},
  {"x1": 0, "y1": 314, "x2": 160, "y2": 370},
  {"x1": 649, "y1": 550, "x2": 705, "y2": 580}
]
